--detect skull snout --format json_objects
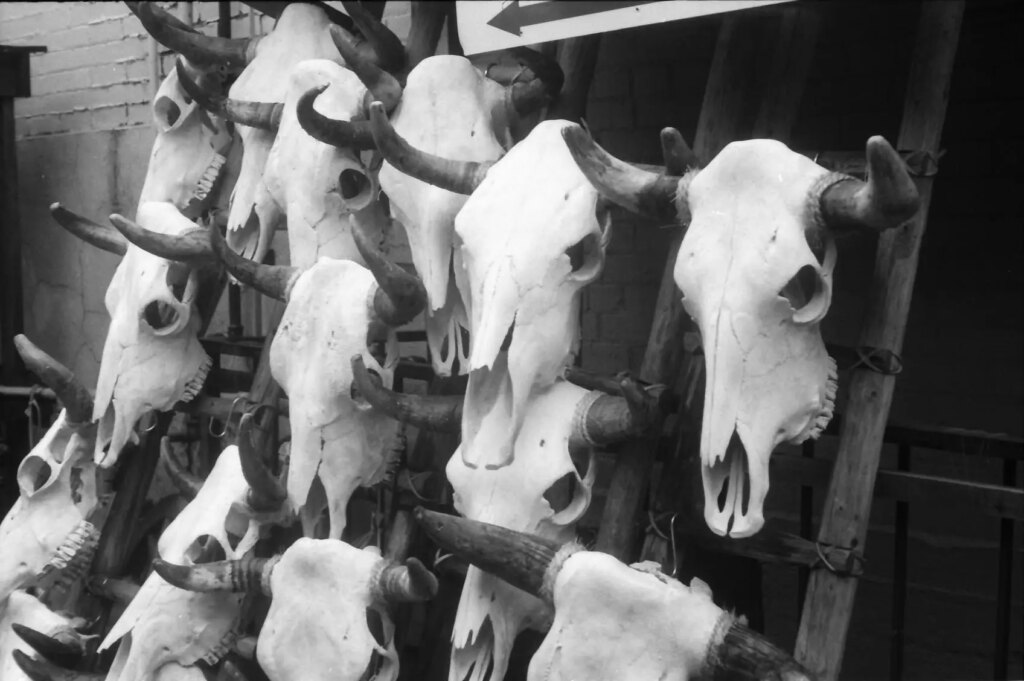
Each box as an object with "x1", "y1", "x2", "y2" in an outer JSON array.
[{"x1": 701, "y1": 429, "x2": 765, "y2": 538}]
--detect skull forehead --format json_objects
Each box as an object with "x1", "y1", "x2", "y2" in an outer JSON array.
[
  {"x1": 286, "y1": 60, "x2": 365, "y2": 116},
  {"x1": 270, "y1": 259, "x2": 377, "y2": 401},
  {"x1": 457, "y1": 120, "x2": 601, "y2": 261},
  {"x1": 274, "y1": 538, "x2": 381, "y2": 597},
  {"x1": 449, "y1": 381, "x2": 592, "y2": 524}
]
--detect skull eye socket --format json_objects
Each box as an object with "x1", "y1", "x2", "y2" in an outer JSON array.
[
  {"x1": 184, "y1": 534, "x2": 226, "y2": 564},
  {"x1": 779, "y1": 264, "x2": 831, "y2": 324},
  {"x1": 566, "y1": 232, "x2": 604, "y2": 282},
  {"x1": 339, "y1": 169, "x2": 370, "y2": 201},
  {"x1": 143, "y1": 300, "x2": 181, "y2": 332},
  {"x1": 543, "y1": 472, "x2": 578, "y2": 514},
  {"x1": 18, "y1": 457, "x2": 53, "y2": 495}
]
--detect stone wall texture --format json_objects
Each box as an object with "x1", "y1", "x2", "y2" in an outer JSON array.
[{"x1": 1, "y1": 2, "x2": 1021, "y2": 679}]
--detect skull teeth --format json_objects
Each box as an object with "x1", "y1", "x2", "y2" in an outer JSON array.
[
  {"x1": 190, "y1": 153, "x2": 226, "y2": 204},
  {"x1": 200, "y1": 624, "x2": 240, "y2": 666},
  {"x1": 798, "y1": 355, "x2": 839, "y2": 443},
  {"x1": 36, "y1": 519, "x2": 101, "y2": 592},
  {"x1": 179, "y1": 357, "x2": 212, "y2": 404}
]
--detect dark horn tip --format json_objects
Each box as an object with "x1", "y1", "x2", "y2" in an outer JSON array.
[
  {"x1": 405, "y1": 557, "x2": 440, "y2": 600},
  {"x1": 151, "y1": 557, "x2": 189, "y2": 587},
  {"x1": 11, "y1": 624, "x2": 82, "y2": 666},
  {"x1": 12, "y1": 649, "x2": 58, "y2": 681}
]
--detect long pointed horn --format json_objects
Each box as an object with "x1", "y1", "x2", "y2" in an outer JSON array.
[
  {"x1": 108, "y1": 214, "x2": 215, "y2": 264},
  {"x1": 351, "y1": 217, "x2": 426, "y2": 327},
  {"x1": 705, "y1": 621, "x2": 815, "y2": 681},
  {"x1": 504, "y1": 47, "x2": 565, "y2": 118},
  {"x1": 562, "y1": 124, "x2": 684, "y2": 224},
  {"x1": 237, "y1": 408, "x2": 287, "y2": 512},
  {"x1": 295, "y1": 85, "x2": 377, "y2": 151},
  {"x1": 660, "y1": 127, "x2": 699, "y2": 175},
  {"x1": 369, "y1": 101, "x2": 493, "y2": 196},
  {"x1": 375, "y1": 557, "x2": 438, "y2": 604},
  {"x1": 50, "y1": 203, "x2": 127, "y2": 256},
  {"x1": 152, "y1": 555, "x2": 279, "y2": 596},
  {"x1": 160, "y1": 436, "x2": 203, "y2": 500},
  {"x1": 176, "y1": 60, "x2": 282, "y2": 131},
  {"x1": 12, "y1": 650, "x2": 103, "y2": 681},
  {"x1": 209, "y1": 219, "x2": 302, "y2": 302},
  {"x1": 340, "y1": 0, "x2": 405, "y2": 72},
  {"x1": 12, "y1": 625, "x2": 85, "y2": 669},
  {"x1": 328, "y1": 25, "x2": 401, "y2": 113},
  {"x1": 135, "y1": 2, "x2": 256, "y2": 70},
  {"x1": 574, "y1": 378, "x2": 669, "y2": 447},
  {"x1": 818, "y1": 135, "x2": 920, "y2": 232},
  {"x1": 414, "y1": 507, "x2": 575, "y2": 604},
  {"x1": 351, "y1": 355, "x2": 461, "y2": 432},
  {"x1": 14, "y1": 335, "x2": 93, "y2": 423}
]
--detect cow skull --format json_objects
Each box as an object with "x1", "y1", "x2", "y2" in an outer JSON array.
[
  {"x1": 210, "y1": 219, "x2": 425, "y2": 538},
  {"x1": 369, "y1": 112, "x2": 611, "y2": 467},
  {"x1": 0, "y1": 590, "x2": 92, "y2": 681},
  {"x1": 563, "y1": 127, "x2": 920, "y2": 537},
  {"x1": 0, "y1": 336, "x2": 100, "y2": 605},
  {"x1": 418, "y1": 510, "x2": 813, "y2": 681},
  {"x1": 153, "y1": 539, "x2": 438, "y2": 681},
  {"x1": 98, "y1": 441, "x2": 271, "y2": 680}
]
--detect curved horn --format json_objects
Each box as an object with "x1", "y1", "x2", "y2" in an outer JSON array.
[
  {"x1": 375, "y1": 557, "x2": 438, "y2": 604},
  {"x1": 504, "y1": 47, "x2": 565, "y2": 118},
  {"x1": 414, "y1": 507, "x2": 574, "y2": 604},
  {"x1": 295, "y1": 85, "x2": 377, "y2": 151},
  {"x1": 369, "y1": 101, "x2": 493, "y2": 196},
  {"x1": 574, "y1": 378, "x2": 669, "y2": 447},
  {"x1": 706, "y1": 621, "x2": 815, "y2": 681},
  {"x1": 351, "y1": 216, "x2": 426, "y2": 327},
  {"x1": 660, "y1": 127, "x2": 699, "y2": 175},
  {"x1": 237, "y1": 408, "x2": 288, "y2": 512},
  {"x1": 351, "y1": 355, "x2": 461, "y2": 432},
  {"x1": 328, "y1": 25, "x2": 402, "y2": 113},
  {"x1": 108, "y1": 214, "x2": 215, "y2": 264},
  {"x1": 135, "y1": 2, "x2": 256, "y2": 70},
  {"x1": 340, "y1": 0, "x2": 406, "y2": 72},
  {"x1": 818, "y1": 135, "x2": 920, "y2": 232},
  {"x1": 176, "y1": 60, "x2": 283, "y2": 131},
  {"x1": 14, "y1": 335, "x2": 93, "y2": 423},
  {"x1": 160, "y1": 436, "x2": 203, "y2": 500},
  {"x1": 152, "y1": 555, "x2": 278, "y2": 596},
  {"x1": 12, "y1": 650, "x2": 103, "y2": 681},
  {"x1": 562, "y1": 124, "x2": 684, "y2": 224},
  {"x1": 210, "y1": 219, "x2": 302, "y2": 302},
  {"x1": 50, "y1": 203, "x2": 127, "y2": 256},
  {"x1": 12, "y1": 625, "x2": 85, "y2": 669}
]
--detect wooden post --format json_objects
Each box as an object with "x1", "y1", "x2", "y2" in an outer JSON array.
[
  {"x1": 547, "y1": 35, "x2": 602, "y2": 123},
  {"x1": 794, "y1": 4, "x2": 964, "y2": 679}
]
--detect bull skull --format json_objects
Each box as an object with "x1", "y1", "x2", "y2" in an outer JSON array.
[
  {"x1": 210, "y1": 220, "x2": 425, "y2": 538},
  {"x1": 98, "y1": 443, "x2": 267, "y2": 680},
  {"x1": 563, "y1": 127, "x2": 919, "y2": 537},
  {"x1": 417, "y1": 510, "x2": 814, "y2": 681},
  {"x1": 0, "y1": 590, "x2": 91, "y2": 681},
  {"x1": 153, "y1": 539, "x2": 438, "y2": 681},
  {"x1": 369, "y1": 112, "x2": 610, "y2": 467},
  {"x1": 0, "y1": 336, "x2": 100, "y2": 605}
]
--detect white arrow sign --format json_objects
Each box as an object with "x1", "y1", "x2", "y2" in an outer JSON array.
[{"x1": 456, "y1": 1, "x2": 790, "y2": 56}]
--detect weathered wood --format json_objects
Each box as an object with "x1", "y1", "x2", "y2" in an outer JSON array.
[
  {"x1": 546, "y1": 35, "x2": 602, "y2": 123},
  {"x1": 405, "y1": 1, "x2": 449, "y2": 68},
  {"x1": 794, "y1": 4, "x2": 964, "y2": 678},
  {"x1": 1, "y1": 95, "x2": 24, "y2": 384},
  {"x1": 752, "y1": 4, "x2": 821, "y2": 140}
]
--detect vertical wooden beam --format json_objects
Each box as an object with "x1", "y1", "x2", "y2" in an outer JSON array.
[
  {"x1": 547, "y1": 35, "x2": 602, "y2": 124},
  {"x1": 0, "y1": 96, "x2": 24, "y2": 384},
  {"x1": 795, "y1": 4, "x2": 964, "y2": 679}
]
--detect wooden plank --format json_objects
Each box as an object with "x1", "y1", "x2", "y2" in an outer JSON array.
[
  {"x1": 770, "y1": 453, "x2": 1024, "y2": 521},
  {"x1": 546, "y1": 35, "x2": 602, "y2": 124},
  {"x1": 794, "y1": 4, "x2": 965, "y2": 679},
  {"x1": 0, "y1": 97, "x2": 25, "y2": 384}
]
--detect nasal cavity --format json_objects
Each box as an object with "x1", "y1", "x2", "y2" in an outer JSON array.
[
  {"x1": 499, "y1": 319, "x2": 515, "y2": 353},
  {"x1": 143, "y1": 300, "x2": 180, "y2": 331},
  {"x1": 715, "y1": 429, "x2": 751, "y2": 520},
  {"x1": 339, "y1": 168, "x2": 368, "y2": 200}
]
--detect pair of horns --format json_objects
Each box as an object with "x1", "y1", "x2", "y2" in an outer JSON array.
[
  {"x1": 12, "y1": 622, "x2": 102, "y2": 681},
  {"x1": 414, "y1": 508, "x2": 812, "y2": 681},
  {"x1": 351, "y1": 356, "x2": 664, "y2": 445},
  {"x1": 14, "y1": 335, "x2": 93, "y2": 424},
  {"x1": 131, "y1": 1, "x2": 257, "y2": 71},
  {"x1": 210, "y1": 210, "x2": 425, "y2": 328},
  {"x1": 562, "y1": 125, "x2": 921, "y2": 233},
  {"x1": 153, "y1": 553, "x2": 437, "y2": 605}
]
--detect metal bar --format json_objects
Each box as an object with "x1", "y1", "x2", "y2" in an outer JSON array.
[
  {"x1": 890, "y1": 443, "x2": 910, "y2": 681},
  {"x1": 993, "y1": 457, "x2": 1016, "y2": 679}
]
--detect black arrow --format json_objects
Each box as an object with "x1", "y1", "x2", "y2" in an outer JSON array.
[{"x1": 487, "y1": 1, "x2": 660, "y2": 37}]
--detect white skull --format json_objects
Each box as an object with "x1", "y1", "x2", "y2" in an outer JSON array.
[
  {"x1": 446, "y1": 379, "x2": 596, "y2": 681},
  {"x1": 675, "y1": 140, "x2": 839, "y2": 537},
  {"x1": 140, "y1": 62, "x2": 234, "y2": 217},
  {"x1": 260, "y1": 60, "x2": 379, "y2": 268},
  {"x1": 0, "y1": 590, "x2": 89, "y2": 681},
  {"x1": 256, "y1": 540, "x2": 399, "y2": 681},
  {"x1": 94, "y1": 203, "x2": 214, "y2": 466},
  {"x1": 100, "y1": 446, "x2": 260, "y2": 680},
  {"x1": 0, "y1": 410, "x2": 98, "y2": 605},
  {"x1": 270, "y1": 258, "x2": 401, "y2": 538},
  {"x1": 455, "y1": 120, "x2": 611, "y2": 468},
  {"x1": 222, "y1": 4, "x2": 344, "y2": 262},
  {"x1": 379, "y1": 56, "x2": 510, "y2": 376},
  {"x1": 530, "y1": 552, "x2": 731, "y2": 681}
]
